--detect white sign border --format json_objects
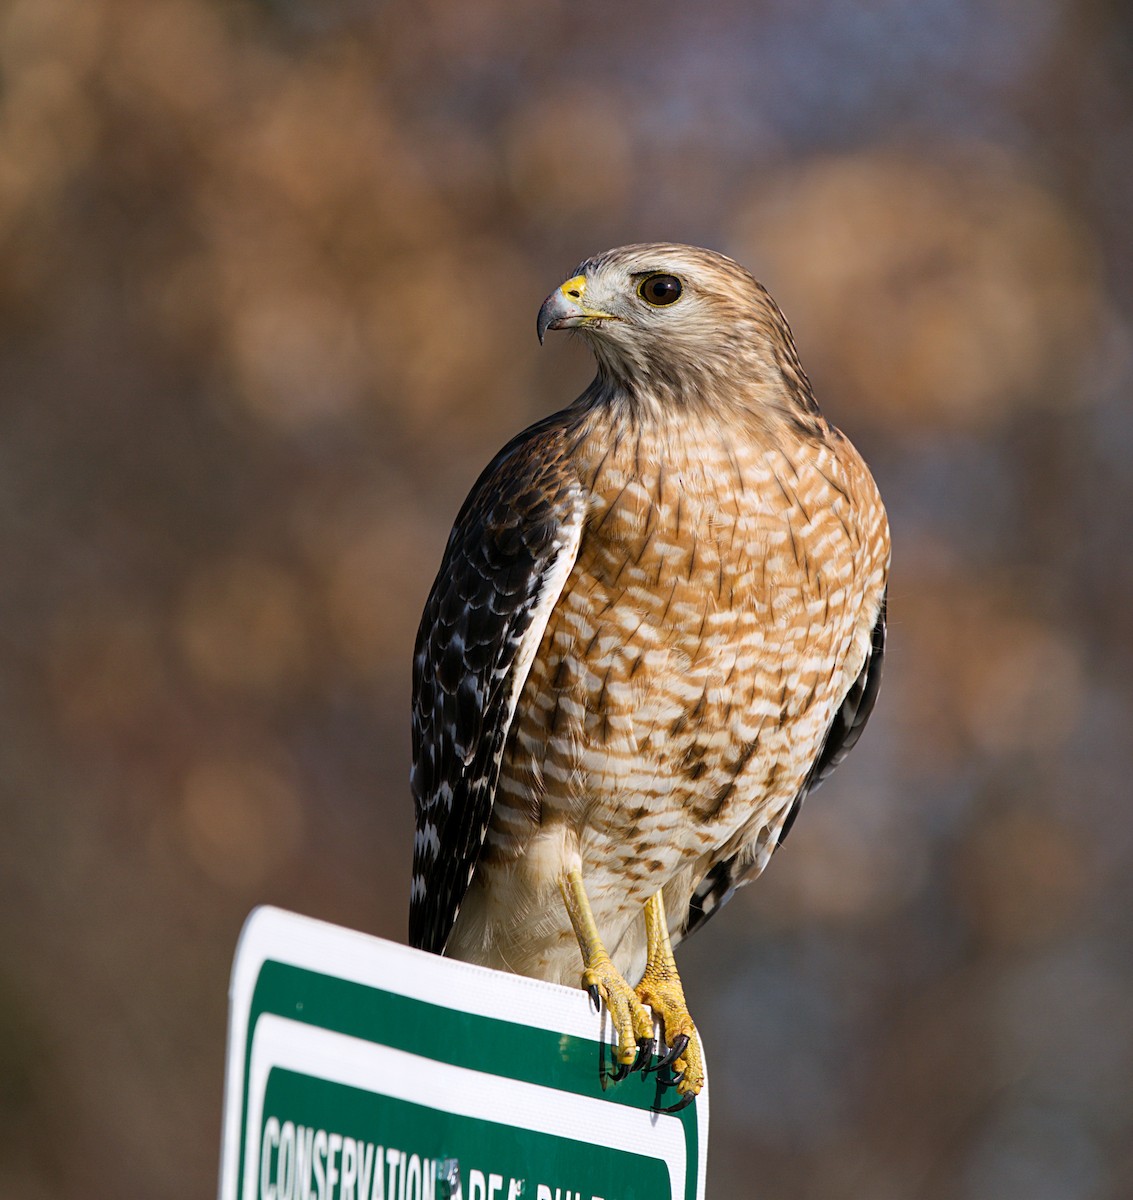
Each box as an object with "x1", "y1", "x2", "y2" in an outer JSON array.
[
  {"x1": 219, "y1": 906, "x2": 709, "y2": 1200},
  {"x1": 245, "y1": 1016, "x2": 685, "y2": 1198}
]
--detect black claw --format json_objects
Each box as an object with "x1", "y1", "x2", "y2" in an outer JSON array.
[
  {"x1": 587, "y1": 984, "x2": 601, "y2": 1013},
  {"x1": 652, "y1": 1033, "x2": 689, "y2": 1073},
  {"x1": 610, "y1": 1054, "x2": 634, "y2": 1082},
  {"x1": 661, "y1": 1090, "x2": 697, "y2": 1114},
  {"x1": 632, "y1": 1037, "x2": 656, "y2": 1072},
  {"x1": 653, "y1": 1060, "x2": 683, "y2": 1091}
]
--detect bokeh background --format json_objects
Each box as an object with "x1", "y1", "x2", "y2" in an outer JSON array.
[{"x1": 2, "y1": 1, "x2": 1132, "y2": 1197}]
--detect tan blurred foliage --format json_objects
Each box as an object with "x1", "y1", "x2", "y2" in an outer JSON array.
[
  {"x1": 733, "y1": 146, "x2": 1101, "y2": 431},
  {"x1": 2, "y1": 1, "x2": 1132, "y2": 1198},
  {"x1": 180, "y1": 751, "x2": 305, "y2": 890}
]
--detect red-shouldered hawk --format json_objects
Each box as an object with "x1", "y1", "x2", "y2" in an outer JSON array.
[{"x1": 409, "y1": 244, "x2": 889, "y2": 1106}]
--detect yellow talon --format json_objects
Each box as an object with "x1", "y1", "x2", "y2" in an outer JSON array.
[
  {"x1": 635, "y1": 890, "x2": 705, "y2": 1097},
  {"x1": 560, "y1": 867, "x2": 654, "y2": 1066}
]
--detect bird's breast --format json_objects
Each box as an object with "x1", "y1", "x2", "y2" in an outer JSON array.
[{"x1": 485, "y1": 415, "x2": 885, "y2": 899}]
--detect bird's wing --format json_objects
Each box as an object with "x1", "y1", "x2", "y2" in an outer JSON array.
[
  {"x1": 682, "y1": 589, "x2": 888, "y2": 939},
  {"x1": 409, "y1": 415, "x2": 585, "y2": 955}
]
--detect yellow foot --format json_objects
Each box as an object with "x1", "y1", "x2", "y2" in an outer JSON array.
[
  {"x1": 582, "y1": 954, "x2": 657, "y2": 1072},
  {"x1": 635, "y1": 968, "x2": 705, "y2": 1100},
  {"x1": 635, "y1": 891, "x2": 705, "y2": 1102},
  {"x1": 560, "y1": 866, "x2": 655, "y2": 1072}
]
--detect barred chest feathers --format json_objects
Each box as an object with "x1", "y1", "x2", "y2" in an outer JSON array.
[{"x1": 448, "y1": 404, "x2": 885, "y2": 984}]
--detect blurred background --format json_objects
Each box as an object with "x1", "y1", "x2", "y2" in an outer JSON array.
[{"x1": 1, "y1": 0, "x2": 1132, "y2": 1196}]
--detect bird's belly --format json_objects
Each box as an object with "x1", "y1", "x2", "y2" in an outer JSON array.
[
  {"x1": 452, "y1": 425, "x2": 879, "y2": 982},
  {"x1": 454, "y1": 513, "x2": 862, "y2": 982}
]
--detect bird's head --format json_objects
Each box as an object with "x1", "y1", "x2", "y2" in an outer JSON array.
[{"x1": 536, "y1": 242, "x2": 820, "y2": 424}]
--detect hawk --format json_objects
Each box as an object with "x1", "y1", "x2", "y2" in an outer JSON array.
[{"x1": 409, "y1": 243, "x2": 889, "y2": 1104}]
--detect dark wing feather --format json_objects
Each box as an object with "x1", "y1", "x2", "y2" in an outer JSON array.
[
  {"x1": 409, "y1": 413, "x2": 584, "y2": 955},
  {"x1": 682, "y1": 588, "x2": 888, "y2": 939}
]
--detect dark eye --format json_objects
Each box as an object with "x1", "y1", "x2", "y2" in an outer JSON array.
[{"x1": 638, "y1": 274, "x2": 683, "y2": 307}]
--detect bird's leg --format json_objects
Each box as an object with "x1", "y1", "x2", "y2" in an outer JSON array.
[
  {"x1": 560, "y1": 866, "x2": 655, "y2": 1072},
  {"x1": 635, "y1": 889, "x2": 705, "y2": 1101}
]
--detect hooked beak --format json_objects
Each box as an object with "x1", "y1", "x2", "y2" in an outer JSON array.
[{"x1": 536, "y1": 274, "x2": 617, "y2": 344}]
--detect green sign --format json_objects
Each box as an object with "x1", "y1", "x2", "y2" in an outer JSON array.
[{"x1": 219, "y1": 908, "x2": 708, "y2": 1200}]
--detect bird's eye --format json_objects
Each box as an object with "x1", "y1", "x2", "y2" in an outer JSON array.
[{"x1": 638, "y1": 274, "x2": 683, "y2": 307}]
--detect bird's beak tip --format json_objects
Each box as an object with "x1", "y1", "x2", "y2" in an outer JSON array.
[
  {"x1": 537, "y1": 276, "x2": 590, "y2": 346},
  {"x1": 536, "y1": 294, "x2": 564, "y2": 346}
]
